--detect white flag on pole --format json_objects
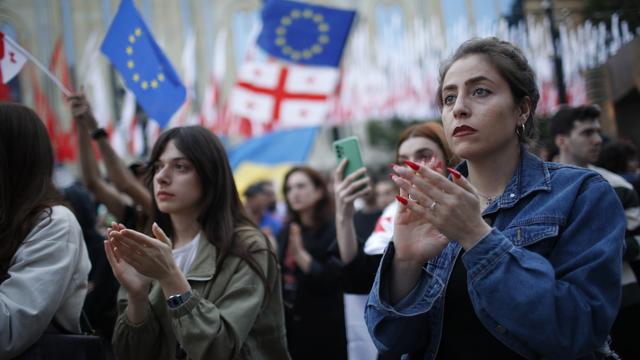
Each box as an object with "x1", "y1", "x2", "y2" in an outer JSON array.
[{"x1": 0, "y1": 32, "x2": 27, "y2": 84}]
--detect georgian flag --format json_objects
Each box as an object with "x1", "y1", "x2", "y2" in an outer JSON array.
[
  {"x1": 364, "y1": 201, "x2": 397, "y2": 255},
  {"x1": 229, "y1": 61, "x2": 339, "y2": 131},
  {"x1": 0, "y1": 32, "x2": 27, "y2": 84}
]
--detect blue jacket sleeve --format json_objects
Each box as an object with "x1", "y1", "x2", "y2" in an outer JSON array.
[
  {"x1": 463, "y1": 178, "x2": 624, "y2": 358},
  {"x1": 364, "y1": 243, "x2": 443, "y2": 354}
]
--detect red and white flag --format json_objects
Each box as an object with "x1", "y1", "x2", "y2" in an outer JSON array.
[
  {"x1": 111, "y1": 89, "x2": 136, "y2": 157},
  {"x1": 364, "y1": 201, "x2": 397, "y2": 256},
  {"x1": 79, "y1": 32, "x2": 113, "y2": 132},
  {"x1": 0, "y1": 32, "x2": 27, "y2": 84},
  {"x1": 229, "y1": 61, "x2": 339, "y2": 135},
  {"x1": 200, "y1": 28, "x2": 227, "y2": 132}
]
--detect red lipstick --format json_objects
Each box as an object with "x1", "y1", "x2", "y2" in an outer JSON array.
[{"x1": 453, "y1": 125, "x2": 477, "y2": 137}]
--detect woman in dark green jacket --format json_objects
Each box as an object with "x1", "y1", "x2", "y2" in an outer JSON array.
[{"x1": 106, "y1": 126, "x2": 290, "y2": 360}]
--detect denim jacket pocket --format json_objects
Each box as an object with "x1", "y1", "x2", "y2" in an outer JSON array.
[{"x1": 503, "y1": 217, "x2": 562, "y2": 256}]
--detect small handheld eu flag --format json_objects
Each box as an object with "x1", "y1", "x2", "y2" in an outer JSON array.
[
  {"x1": 101, "y1": 0, "x2": 186, "y2": 128},
  {"x1": 256, "y1": 0, "x2": 356, "y2": 67}
]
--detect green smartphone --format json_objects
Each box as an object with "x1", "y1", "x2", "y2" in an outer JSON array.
[{"x1": 333, "y1": 136, "x2": 365, "y2": 179}]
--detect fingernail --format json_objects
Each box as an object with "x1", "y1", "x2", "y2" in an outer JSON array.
[
  {"x1": 447, "y1": 167, "x2": 462, "y2": 179},
  {"x1": 395, "y1": 195, "x2": 408, "y2": 205},
  {"x1": 388, "y1": 163, "x2": 397, "y2": 170},
  {"x1": 403, "y1": 160, "x2": 420, "y2": 171},
  {"x1": 388, "y1": 173, "x2": 396, "y2": 180}
]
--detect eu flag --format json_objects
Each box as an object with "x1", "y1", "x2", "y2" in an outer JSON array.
[
  {"x1": 257, "y1": 0, "x2": 356, "y2": 67},
  {"x1": 101, "y1": 0, "x2": 186, "y2": 128}
]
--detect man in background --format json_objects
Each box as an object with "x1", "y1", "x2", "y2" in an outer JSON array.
[{"x1": 550, "y1": 105, "x2": 640, "y2": 359}]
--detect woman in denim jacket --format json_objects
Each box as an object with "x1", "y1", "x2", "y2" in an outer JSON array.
[{"x1": 366, "y1": 37, "x2": 625, "y2": 359}]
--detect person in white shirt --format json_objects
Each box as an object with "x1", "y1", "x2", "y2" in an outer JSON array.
[{"x1": 0, "y1": 103, "x2": 91, "y2": 358}]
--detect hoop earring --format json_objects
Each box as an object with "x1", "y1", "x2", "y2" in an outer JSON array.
[{"x1": 515, "y1": 123, "x2": 526, "y2": 138}]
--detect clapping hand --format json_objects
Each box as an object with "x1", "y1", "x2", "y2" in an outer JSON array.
[
  {"x1": 391, "y1": 169, "x2": 450, "y2": 266},
  {"x1": 287, "y1": 223, "x2": 312, "y2": 272},
  {"x1": 391, "y1": 157, "x2": 491, "y2": 251},
  {"x1": 108, "y1": 222, "x2": 178, "y2": 282},
  {"x1": 104, "y1": 223, "x2": 151, "y2": 299}
]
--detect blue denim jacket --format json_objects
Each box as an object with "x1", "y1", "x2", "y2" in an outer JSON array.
[{"x1": 365, "y1": 150, "x2": 624, "y2": 359}]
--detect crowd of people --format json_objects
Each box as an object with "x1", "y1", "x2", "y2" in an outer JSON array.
[{"x1": 1, "y1": 36, "x2": 639, "y2": 360}]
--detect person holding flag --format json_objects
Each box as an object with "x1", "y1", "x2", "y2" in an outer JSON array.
[{"x1": 68, "y1": 93, "x2": 152, "y2": 230}]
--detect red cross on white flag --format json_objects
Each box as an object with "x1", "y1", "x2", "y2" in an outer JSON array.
[
  {"x1": 229, "y1": 61, "x2": 339, "y2": 135},
  {"x1": 0, "y1": 32, "x2": 27, "y2": 84}
]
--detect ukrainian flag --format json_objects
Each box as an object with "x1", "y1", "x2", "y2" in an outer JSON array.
[{"x1": 229, "y1": 126, "x2": 319, "y2": 197}]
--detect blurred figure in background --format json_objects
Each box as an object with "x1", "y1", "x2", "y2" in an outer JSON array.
[
  {"x1": 261, "y1": 180, "x2": 284, "y2": 220},
  {"x1": 598, "y1": 140, "x2": 640, "y2": 196},
  {"x1": 551, "y1": 105, "x2": 640, "y2": 359},
  {"x1": 278, "y1": 166, "x2": 346, "y2": 360},
  {"x1": 244, "y1": 180, "x2": 283, "y2": 251},
  {"x1": 69, "y1": 94, "x2": 152, "y2": 231},
  {"x1": 0, "y1": 103, "x2": 91, "y2": 358},
  {"x1": 343, "y1": 178, "x2": 382, "y2": 360},
  {"x1": 60, "y1": 180, "x2": 119, "y2": 342},
  {"x1": 333, "y1": 122, "x2": 455, "y2": 360},
  {"x1": 68, "y1": 93, "x2": 152, "y2": 341},
  {"x1": 374, "y1": 178, "x2": 397, "y2": 211}
]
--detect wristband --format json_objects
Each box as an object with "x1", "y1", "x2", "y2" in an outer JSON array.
[{"x1": 90, "y1": 128, "x2": 108, "y2": 140}]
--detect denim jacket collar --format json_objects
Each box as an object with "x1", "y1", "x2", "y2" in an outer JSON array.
[{"x1": 455, "y1": 146, "x2": 552, "y2": 211}]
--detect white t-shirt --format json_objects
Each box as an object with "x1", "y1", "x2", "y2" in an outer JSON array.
[{"x1": 172, "y1": 232, "x2": 201, "y2": 274}]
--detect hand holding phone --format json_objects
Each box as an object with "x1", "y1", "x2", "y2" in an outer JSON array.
[{"x1": 332, "y1": 136, "x2": 365, "y2": 179}]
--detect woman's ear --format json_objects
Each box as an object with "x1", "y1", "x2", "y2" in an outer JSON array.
[{"x1": 518, "y1": 96, "x2": 532, "y2": 126}]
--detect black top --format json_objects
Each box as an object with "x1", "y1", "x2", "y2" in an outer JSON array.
[
  {"x1": 342, "y1": 209, "x2": 384, "y2": 294},
  {"x1": 277, "y1": 220, "x2": 347, "y2": 360},
  {"x1": 353, "y1": 208, "x2": 383, "y2": 241},
  {"x1": 63, "y1": 182, "x2": 119, "y2": 339},
  {"x1": 436, "y1": 252, "x2": 524, "y2": 359}
]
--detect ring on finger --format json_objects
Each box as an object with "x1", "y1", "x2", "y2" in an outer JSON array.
[{"x1": 429, "y1": 201, "x2": 438, "y2": 210}]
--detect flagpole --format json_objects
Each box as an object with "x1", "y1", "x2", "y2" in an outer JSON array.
[{"x1": 4, "y1": 34, "x2": 72, "y2": 97}]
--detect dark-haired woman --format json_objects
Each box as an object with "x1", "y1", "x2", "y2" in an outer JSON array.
[
  {"x1": 106, "y1": 126, "x2": 289, "y2": 359},
  {"x1": 0, "y1": 104, "x2": 91, "y2": 358},
  {"x1": 278, "y1": 166, "x2": 346, "y2": 359},
  {"x1": 366, "y1": 37, "x2": 624, "y2": 359}
]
